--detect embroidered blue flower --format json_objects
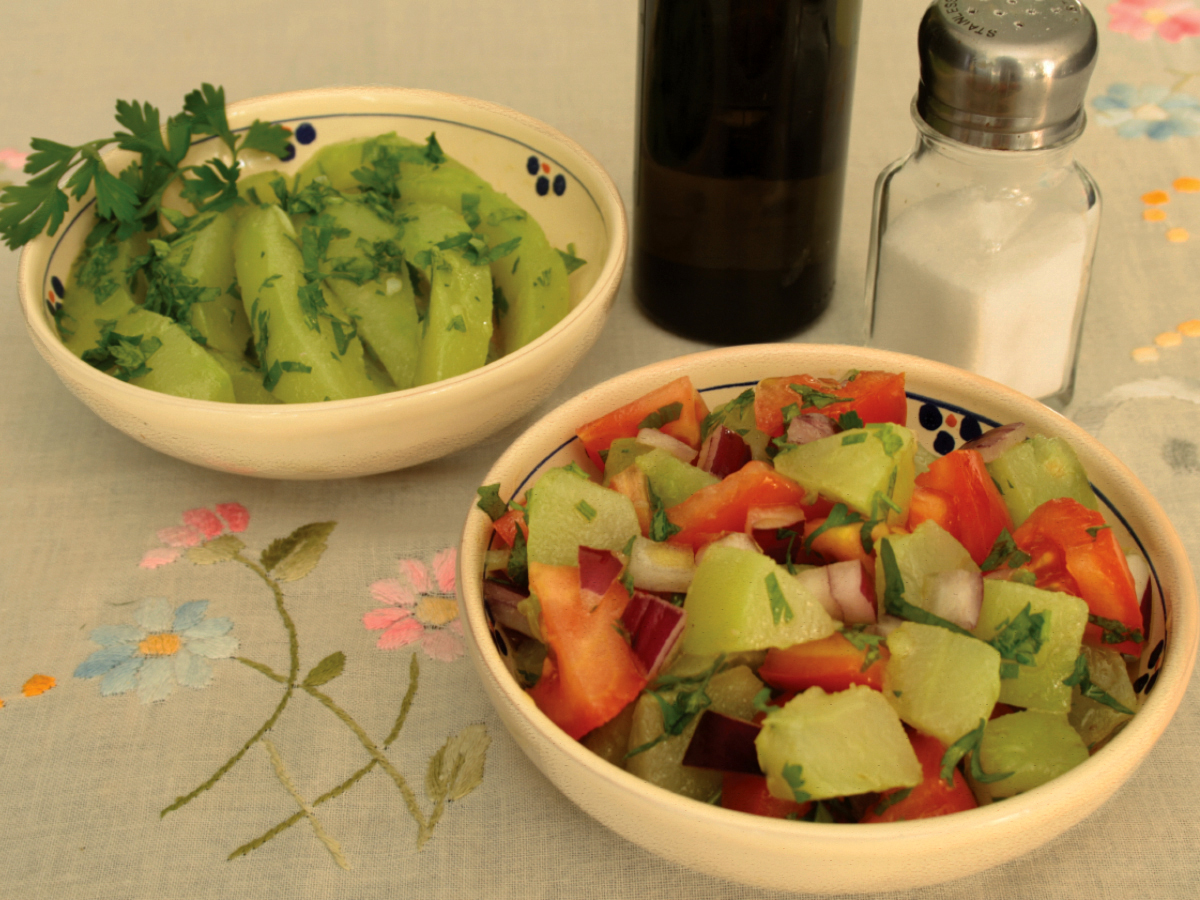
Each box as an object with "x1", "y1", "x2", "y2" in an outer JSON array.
[
  {"x1": 75, "y1": 598, "x2": 238, "y2": 703},
  {"x1": 1092, "y1": 83, "x2": 1200, "y2": 140}
]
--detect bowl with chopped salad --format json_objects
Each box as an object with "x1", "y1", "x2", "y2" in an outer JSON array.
[
  {"x1": 13, "y1": 85, "x2": 625, "y2": 478},
  {"x1": 457, "y1": 343, "x2": 1198, "y2": 894}
]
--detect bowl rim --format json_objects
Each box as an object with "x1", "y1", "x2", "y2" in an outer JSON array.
[
  {"x1": 17, "y1": 84, "x2": 628, "y2": 418},
  {"x1": 458, "y1": 343, "x2": 1200, "y2": 856}
]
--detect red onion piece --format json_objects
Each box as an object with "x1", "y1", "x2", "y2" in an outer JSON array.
[
  {"x1": 636, "y1": 427, "x2": 698, "y2": 463},
  {"x1": 681, "y1": 711, "x2": 763, "y2": 774},
  {"x1": 622, "y1": 590, "x2": 686, "y2": 678},
  {"x1": 827, "y1": 560, "x2": 877, "y2": 624},
  {"x1": 959, "y1": 423, "x2": 1028, "y2": 463},
  {"x1": 795, "y1": 566, "x2": 840, "y2": 619},
  {"x1": 697, "y1": 426, "x2": 751, "y2": 478},
  {"x1": 786, "y1": 413, "x2": 840, "y2": 446},
  {"x1": 579, "y1": 546, "x2": 624, "y2": 611},
  {"x1": 483, "y1": 578, "x2": 534, "y2": 637},
  {"x1": 925, "y1": 569, "x2": 984, "y2": 631},
  {"x1": 628, "y1": 537, "x2": 695, "y2": 593}
]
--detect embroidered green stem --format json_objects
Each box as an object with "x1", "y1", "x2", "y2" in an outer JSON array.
[
  {"x1": 161, "y1": 553, "x2": 300, "y2": 816},
  {"x1": 303, "y1": 681, "x2": 432, "y2": 840},
  {"x1": 262, "y1": 738, "x2": 350, "y2": 870},
  {"x1": 228, "y1": 653, "x2": 421, "y2": 860}
]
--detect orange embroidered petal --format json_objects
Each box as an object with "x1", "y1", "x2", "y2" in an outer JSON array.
[
  {"x1": 1142, "y1": 190, "x2": 1170, "y2": 205},
  {"x1": 1173, "y1": 177, "x2": 1200, "y2": 193},
  {"x1": 22, "y1": 674, "x2": 56, "y2": 697},
  {"x1": 1166, "y1": 228, "x2": 1189, "y2": 243},
  {"x1": 1178, "y1": 319, "x2": 1200, "y2": 337},
  {"x1": 1156, "y1": 331, "x2": 1184, "y2": 347}
]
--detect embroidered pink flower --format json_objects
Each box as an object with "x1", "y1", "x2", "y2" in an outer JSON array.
[
  {"x1": 140, "y1": 503, "x2": 250, "y2": 568},
  {"x1": 0, "y1": 148, "x2": 28, "y2": 171},
  {"x1": 364, "y1": 548, "x2": 463, "y2": 661},
  {"x1": 1108, "y1": 0, "x2": 1200, "y2": 41}
]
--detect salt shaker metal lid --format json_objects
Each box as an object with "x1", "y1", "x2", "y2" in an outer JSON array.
[{"x1": 916, "y1": 0, "x2": 1098, "y2": 150}]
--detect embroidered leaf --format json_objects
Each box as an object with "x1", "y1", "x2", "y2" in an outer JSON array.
[
  {"x1": 186, "y1": 533, "x2": 245, "y2": 565},
  {"x1": 303, "y1": 651, "x2": 346, "y2": 688},
  {"x1": 261, "y1": 521, "x2": 336, "y2": 581},
  {"x1": 426, "y1": 723, "x2": 490, "y2": 803}
]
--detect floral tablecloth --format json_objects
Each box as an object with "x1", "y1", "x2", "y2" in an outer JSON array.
[{"x1": 2, "y1": 1, "x2": 1199, "y2": 898}]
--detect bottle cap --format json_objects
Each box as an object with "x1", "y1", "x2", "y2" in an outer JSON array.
[{"x1": 916, "y1": 0, "x2": 1098, "y2": 150}]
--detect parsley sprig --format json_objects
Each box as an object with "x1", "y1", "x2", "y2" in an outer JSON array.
[{"x1": 0, "y1": 84, "x2": 290, "y2": 250}]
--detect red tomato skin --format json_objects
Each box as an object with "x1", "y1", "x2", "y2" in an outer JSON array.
[
  {"x1": 754, "y1": 371, "x2": 907, "y2": 438},
  {"x1": 721, "y1": 772, "x2": 813, "y2": 819},
  {"x1": 666, "y1": 462, "x2": 811, "y2": 550},
  {"x1": 908, "y1": 448, "x2": 1014, "y2": 567},
  {"x1": 527, "y1": 563, "x2": 648, "y2": 739},
  {"x1": 859, "y1": 730, "x2": 978, "y2": 823},
  {"x1": 575, "y1": 376, "x2": 709, "y2": 470},
  {"x1": 759, "y1": 633, "x2": 890, "y2": 693},
  {"x1": 491, "y1": 508, "x2": 527, "y2": 547},
  {"x1": 1012, "y1": 498, "x2": 1143, "y2": 655}
]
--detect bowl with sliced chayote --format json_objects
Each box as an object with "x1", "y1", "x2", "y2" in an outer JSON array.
[{"x1": 12, "y1": 85, "x2": 626, "y2": 478}]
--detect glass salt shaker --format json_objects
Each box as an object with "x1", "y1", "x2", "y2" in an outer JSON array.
[{"x1": 865, "y1": 0, "x2": 1100, "y2": 409}]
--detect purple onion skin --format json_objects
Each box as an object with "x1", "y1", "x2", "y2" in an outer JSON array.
[
  {"x1": 959, "y1": 423, "x2": 1028, "y2": 463},
  {"x1": 786, "y1": 414, "x2": 840, "y2": 446},
  {"x1": 698, "y1": 426, "x2": 751, "y2": 479},
  {"x1": 681, "y1": 711, "x2": 763, "y2": 774}
]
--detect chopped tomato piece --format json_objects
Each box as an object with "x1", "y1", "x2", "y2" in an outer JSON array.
[
  {"x1": 491, "y1": 508, "x2": 528, "y2": 547},
  {"x1": 576, "y1": 376, "x2": 709, "y2": 470},
  {"x1": 859, "y1": 730, "x2": 977, "y2": 823},
  {"x1": 759, "y1": 632, "x2": 890, "y2": 693},
  {"x1": 908, "y1": 448, "x2": 1014, "y2": 567},
  {"x1": 527, "y1": 563, "x2": 648, "y2": 739},
  {"x1": 1011, "y1": 497, "x2": 1143, "y2": 655},
  {"x1": 754, "y1": 370, "x2": 907, "y2": 438},
  {"x1": 666, "y1": 461, "x2": 810, "y2": 550},
  {"x1": 721, "y1": 772, "x2": 813, "y2": 819}
]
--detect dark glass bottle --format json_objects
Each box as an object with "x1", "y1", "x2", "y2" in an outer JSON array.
[{"x1": 633, "y1": 0, "x2": 861, "y2": 344}]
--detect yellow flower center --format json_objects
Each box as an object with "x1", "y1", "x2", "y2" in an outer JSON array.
[
  {"x1": 1143, "y1": 9, "x2": 1170, "y2": 25},
  {"x1": 139, "y1": 633, "x2": 182, "y2": 656},
  {"x1": 415, "y1": 596, "x2": 459, "y2": 628}
]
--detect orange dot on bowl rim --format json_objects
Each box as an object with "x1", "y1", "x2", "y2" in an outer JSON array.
[
  {"x1": 1144, "y1": 209, "x2": 1168, "y2": 222},
  {"x1": 1132, "y1": 346, "x2": 1160, "y2": 363},
  {"x1": 1142, "y1": 190, "x2": 1171, "y2": 205},
  {"x1": 1156, "y1": 331, "x2": 1184, "y2": 348},
  {"x1": 1178, "y1": 319, "x2": 1200, "y2": 337},
  {"x1": 1166, "y1": 228, "x2": 1190, "y2": 243},
  {"x1": 1174, "y1": 177, "x2": 1200, "y2": 193}
]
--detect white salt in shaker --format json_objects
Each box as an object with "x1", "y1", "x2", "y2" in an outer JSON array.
[{"x1": 865, "y1": 0, "x2": 1100, "y2": 409}]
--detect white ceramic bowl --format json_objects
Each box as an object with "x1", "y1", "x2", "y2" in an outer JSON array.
[
  {"x1": 17, "y1": 86, "x2": 626, "y2": 479},
  {"x1": 457, "y1": 344, "x2": 1199, "y2": 895}
]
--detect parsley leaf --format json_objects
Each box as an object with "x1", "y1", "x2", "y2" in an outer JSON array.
[
  {"x1": 557, "y1": 242, "x2": 587, "y2": 275},
  {"x1": 475, "y1": 483, "x2": 507, "y2": 522},
  {"x1": 625, "y1": 656, "x2": 725, "y2": 759},
  {"x1": 987, "y1": 603, "x2": 1047, "y2": 678},
  {"x1": 789, "y1": 383, "x2": 842, "y2": 410},
  {"x1": 648, "y1": 483, "x2": 681, "y2": 542},
  {"x1": 980, "y1": 529, "x2": 1032, "y2": 571},
  {"x1": 639, "y1": 402, "x2": 683, "y2": 431},
  {"x1": 765, "y1": 572, "x2": 794, "y2": 625},
  {"x1": 939, "y1": 719, "x2": 1012, "y2": 786},
  {"x1": 1062, "y1": 653, "x2": 1136, "y2": 715},
  {"x1": 1087, "y1": 613, "x2": 1143, "y2": 647},
  {"x1": 0, "y1": 83, "x2": 290, "y2": 250},
  {"x1": 781, "y1": 763, "x2": 811, "y2": 803},
  {"x1": 879, "y1": 539, "x2": 976, "y2": 637}
]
